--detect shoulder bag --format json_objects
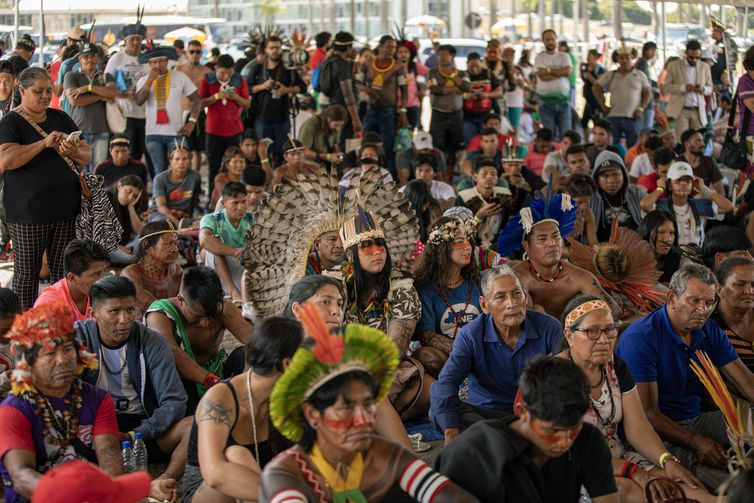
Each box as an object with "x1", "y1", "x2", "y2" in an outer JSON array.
[
  {"x1": 15, "y1": 109, "x2": 123, "y2": 251},
  {"x1": 721, "y1": 79, "x2": 751, "y2": 171}
]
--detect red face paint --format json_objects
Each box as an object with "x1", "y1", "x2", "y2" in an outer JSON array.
[
  {"x1": 359, "y1": 244, "x2": 386, "y2": 256},
  {"x1": 529, "y1": 420, "x2": 582, "y2": 446},
  {"x1": 451, "y1": 242, "x2": 472, "y2": 251},
  {"x1": 320, "y1": 416, "x2": 364, "y2": 429}
]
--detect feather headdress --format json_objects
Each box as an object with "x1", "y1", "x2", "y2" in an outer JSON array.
[
  {"x1": 269, "y1": 303, "x2": 399, "y2": 443},
  {"x1": 244, "y1": 166, "x2": 419, "y2": 322},
  {"x1": 8, "y1": 301, "x2": 97, "y2": 394},
  {"x1": 120, "y1": 5, "x2": 147, "y2": 40}
]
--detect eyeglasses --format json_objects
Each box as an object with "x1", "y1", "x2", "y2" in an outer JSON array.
[
  {"x1": 571, "y1": 325, "x2": 619, "y2": 340},
  {"x1": 188, "y1": 50, "x2": 202, "y2": 54}
]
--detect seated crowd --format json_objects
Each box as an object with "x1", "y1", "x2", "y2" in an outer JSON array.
[{"x1": 3, "y1": 20, "x2": 754, "y2": 503}]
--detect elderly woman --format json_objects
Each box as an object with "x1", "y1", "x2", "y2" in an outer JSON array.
[
  {"x1": 557, "y1": 295, "x2": 713, "y2": 503},
  {"x1": 260, "y1": 304, "x2": 479, "y2": 503},
  {"x1": 0, "y1": 66, "x2": 91, "y2": 308},
  {"x1": 413, "y1": 217, "x2": 482, "y2": 378},
  {"x1": 182, "y1": 317, "x2": 302, "y2": 503},
  {"x1": 284, "y1": 275, "x2": 413, "y2": 450}
]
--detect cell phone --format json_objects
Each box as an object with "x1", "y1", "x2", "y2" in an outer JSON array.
[
  {"x1": 66, "y1": 131, "x2": 82, "y2": 142},
  {"x1": 261, "y1": 138, "x2": 274, "y2": 147},
  {"x1": 226, "y1": 86, "x2": 235, "y2": 94}
]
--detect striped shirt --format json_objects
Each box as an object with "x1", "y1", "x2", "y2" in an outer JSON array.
[{"x1": 711, "y1": 312, "x2": 754, "y2": 373}]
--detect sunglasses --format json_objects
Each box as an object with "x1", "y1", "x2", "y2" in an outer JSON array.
[{"x1": 188, "y1": 50, "x2": 202, "y2": 54}]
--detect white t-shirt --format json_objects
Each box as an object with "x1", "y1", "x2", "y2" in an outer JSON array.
[
  {"x1": 95, "y1": 345, "x2": 144, "y2": 415},
  {"x1": 629, "y1": 153, "x2": 654, "y2": 178},
  {"x1": 669, "y1": 202, "x2": 722, "y2": 246},
  {"x1": 505, "y1": 67, "x2": 525, "y2": 108},
  {"x1": 685, "y1": 64, "x2": 699, "y2": 107},
  {"x1": 534, "y1": 51, "x2": 572, "y2": 103},
  {"x1": 136, "y1": 70, "x2": 197, "y2": 136},
  {"x1": 399, "y1": 180, "x2": 455, "y2": 201},
  {"x1": 543, "y1": 150, "x2": 568, "y2": 181},
  {"x1": 104, "y1": 50, "x2": 148, "y2": 119}
]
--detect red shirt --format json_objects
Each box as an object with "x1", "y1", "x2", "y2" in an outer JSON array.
[
  {"x1": 310, "y1": 47, "x2": 328, "y2": 70},
  {"x1": 34, "y1": 278, "x2": 90, "y2": 325},
  {"x1": 467, "y1": 133, "x2": 516, "y2": 152},
  {"x1": 49, "y1": 59, "x2": 62, "y2": 110},
  {"x1": 637, "y1": 171, "x2": 667, "y2": 197},
  {"x1": 199, "y1": 75, "x2": 250, "y2": 137}
]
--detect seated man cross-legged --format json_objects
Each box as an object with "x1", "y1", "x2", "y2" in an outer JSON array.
[{"x1": 78, "y1": 275, "x2": 191, "y2": 482}]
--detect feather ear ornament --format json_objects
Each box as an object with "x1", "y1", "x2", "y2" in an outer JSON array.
[{"x1": 299, "y1": 302, "x2": 344, "y2": 365}]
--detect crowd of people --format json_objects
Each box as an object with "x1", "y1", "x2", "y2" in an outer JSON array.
[{"x1": 2, "y1": 10, "x2": 754, "y2": 503}]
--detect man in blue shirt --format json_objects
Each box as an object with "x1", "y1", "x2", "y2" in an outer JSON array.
[
  {"x1": 430, "y1": 266, "x2": 562, "y2": 446},
  {"x1": 617, "y1": 263, "x2": 754, "y2": 490}
]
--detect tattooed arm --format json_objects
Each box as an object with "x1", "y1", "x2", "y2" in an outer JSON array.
[
  {"x1": 417, "y1": 331, "x2": 453, "y2": 354},
  {"x1": 3, "y1": 449, "x2": 41, "y2": 499},
  {"x1": 93, "y1": 434, "x2": 123, "y2": 476},
  {"x1": 196, "y1": 382, "x2": 264, "y2": 501},
  {"x1": 388, "y1": 319, "x2": 416, "y2": 358},
  {"x1": 581, "y1": 272, "x2": 622, "y2": 318}
]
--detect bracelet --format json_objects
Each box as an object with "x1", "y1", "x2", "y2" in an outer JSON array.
[
  {"x1": 261, "y1": 158, "x2": 269, "y2": 164},
  {"x1": 656, "y1": 186, "x2": 664, "y2": 193},
  {"x1": 628, "y1": 464, "x2": 640, "y2": 480},
  {"x1": 214, "y1": 93, "x2": 220, "y2": 100},
  {"x1": 87, "y1": 83, "x2": 92, "y2": 92},
  {"x1": 202, "y1": 373, "x2": 221, "y2": 388},
  {"x1": 637, "y1": 106, "x2": 645, "y2": 113},
  {"x1": 127, "y1": 430, "x2": 136, "y2": 441},
  {"x1": 315, "y1": 152, "x2": 322, "y2": 162},
  {"x1": 658, "y1": 451, "x2": 679, "y2": 469},
  {"x1": 700, "y1": 185, "x2": 714, "y2": 199},
  {"x1": 398, "y1": 108, "x2": 407, "y2": 114},
  {"x1": 620, "y1": 461, "x2": 638, "y2": 480},
  {"x1": 547, "y1": 67, "x2": 552, "y2": 74},
  {"x1": 188, "y1": 116, "x2": 198, "y2": 124}
]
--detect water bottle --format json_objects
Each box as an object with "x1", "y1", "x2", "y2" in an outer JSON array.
[
  {"x1": 132, "y1": 432, "x2": 148, "y2": 472},
  {"x1": 115, "y1": 69, "x2": 128, "y2": 92},
  {"x1": 121, "y1": 440, "x2": 135, "y2": 473}
]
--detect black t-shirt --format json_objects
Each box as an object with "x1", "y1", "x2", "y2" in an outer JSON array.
[
  {"x1": 248, "y1": 61, "x2": 307, "y2": 125},
  {"x1": 0, "y1": 109, "x2": 81, "y2": 224},
  {"x1": 106, "y1": 188, "x2": 133, "y2": 246},
  {"x1": 322, "y1": 53, "x2": 357, "y2": 107},
  {"x1": 94, "y1": 159, "x2": 148, "y2": 188},
  {"x1": 465, "y1": 71, "x2": 501, "y2": 119},
  {"x1": 436, "y1": 414, "x2": 617, "y2": 503},
  {"x1": 614, "y1": 356, "x2": 636, "y2": 392}
]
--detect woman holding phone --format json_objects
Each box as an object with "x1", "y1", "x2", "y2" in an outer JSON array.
[{"x1": 0, "y1": 66, "x2": 91, "y2": 309}]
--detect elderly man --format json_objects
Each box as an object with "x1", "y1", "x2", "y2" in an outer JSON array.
[
  {"x1": 78, "y1": 276, "x2": 188, "y2": 483},
  {"x1": 617, "y1": 263, "x2": 754, "y2": 490},
  {"x1": 146, "y1": 266, "x2": 250, "y2": 415},
  {"x1": 430, "y1": 267, "x2": 562, "y2": 444},
  {"x1": 305, "y1": 230, "x2": 345, "y2": 275},
  {"x1": 0, "y1": 302, "x2": 121, "y2": 502},
  {"x1": 664, "y1": 40, "x2": 713, "y2": 135},
  {"x1": 589, "y1": 150, "x2": 645, "y2": 241},
  {"x1": 592, "y1": 47, "x2": 651, "y2": 149},
  {"x1": 498, "y1": 194, "x2": 620, "y2": 319},
  {"x1": 134, "y1": 45, "x2": 201, "y2": 176},
  {"x1": 121, "y1": 221, "x2": 183, "y2": 314}
]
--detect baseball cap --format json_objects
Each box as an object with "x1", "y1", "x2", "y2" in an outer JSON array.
[
  {"x1": 32, "y1": 460, "x2": 151, "y2": 503},
  {"x1": 667, "y1": 161, "x2": 695, "y2": 181},
  {"x1": 594, "y1": 150, "x2": 625, "y2": 175},
  {"x1": 413, "y1": 131, "x2": 433, "y2": 151}
]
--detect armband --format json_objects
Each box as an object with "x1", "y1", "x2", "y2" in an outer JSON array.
[
  {"x1": 203, "y1": 373, "x2": 221, "y2": 388},
  {"x1": 188, "y1": 116, "x2": 198, "y2": 124}
]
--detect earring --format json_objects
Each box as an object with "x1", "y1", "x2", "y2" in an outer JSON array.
[
  {"x1": 312, "y1": 421, "x2": 318, "y2": 429},
  {"x1": 522, "y1": 251, "x2": 529, "y2": 261}
]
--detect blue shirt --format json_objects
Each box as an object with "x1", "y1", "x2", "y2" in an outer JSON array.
[
  {"x1": 616, "y1": 306, "x2": 738, "y2": 422},
  {"x1": 416, "y1": 279, "x2": 482, "y2": 337},
  {"x1": 430, "y1": 310, "x2": 563, "y2": 430}
]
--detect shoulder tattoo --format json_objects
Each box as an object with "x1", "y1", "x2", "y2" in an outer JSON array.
[{"x1": 199, "y1": 398, "x2": 234, "y2": 428}]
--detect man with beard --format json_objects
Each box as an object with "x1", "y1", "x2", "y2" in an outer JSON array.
[
  {"x1": 146, "y1": 266, "x2": 251, "y2": 415},
  {"x1": 430, "y1": 267, "x2": 563, "y2": 439},
  {"x1": 679, "y1": 128, "x2": 724, "y2": 194},
  {"x1": 121, "y1": 221, "x2": 184, "y2": 314},
  {"x1": 177, "y1": 40, "x2": 211, "y2": 173},
  {"x1": 617, "y1": 263, "x2": 754, "y2": 490},
  {"x1": 357, "y1": 35, "x2": 408, "y2": 177},
  {"x1": 305, "y1": 230, "x2": 344, "y2": 275},
  {"x1": 78, "y1": 276, "x2": 189, "y2": 484},
  {"x1": 534, "y1": 30, "x2": 572, "y2": 140},
  {"x1": 248, "y1": 36, "x2": 306, "y2": 164},
  {"x1": 664, "y1": 40, "x2": 713, "y2": 136},
  {"x1": 588, "y1": 151, "x2": 645, "y2": 241},
  {"x1": 498, "y1": 194, "x2": 620, "y2": 319}
]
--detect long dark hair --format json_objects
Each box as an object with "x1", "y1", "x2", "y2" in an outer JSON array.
[
  {"x1": 638, "y1": 210, "x2": 680, "y2": 283},
  {"x1": 348, "y1": 242, "x2": 392, "y2": 310},
  {"x1": 402, "y1": 179, "x2": 433, "y2": 243},
  {"x1": 414, "y1": 217, "x2": 479, "y2": 291},
  {"x1": 109, "y1": 174, "x2": 147, "y2": 214},
  {"x1": 283, "y1": 275, "x2": 345, "y2": 319}
]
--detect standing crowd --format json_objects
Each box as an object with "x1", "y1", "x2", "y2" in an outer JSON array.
[{"x1": 1, "y1": 13, "x2": 754, "y2": 503}]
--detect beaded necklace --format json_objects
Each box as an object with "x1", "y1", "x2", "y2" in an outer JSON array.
[
  {"x1": 431, "y1": 280, "x2": 473, "y2": 339},
  {"x1": 528, "y1": 260, "x2": 563, "y2": 283},
  {"x1": 568, "y1": 350, "x2": 615, "y2": 426},
  {"x1": 371, "y1": 57, "x2": 395, "y2": 89},
  {"x1": 25, "y1": 379, "x2": 84, "y2": 452},
  {"x1": 139, "y1": 255, "x2": 168, "y2": 282}
]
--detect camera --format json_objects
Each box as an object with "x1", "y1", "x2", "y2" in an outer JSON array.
[{"x1": 281, "y1": 48, "x2": 309, "y2": 69}]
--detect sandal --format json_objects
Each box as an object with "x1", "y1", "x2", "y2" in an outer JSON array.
[{"x1": 408, "y1": 433, "x2": 432, "y2": 453}]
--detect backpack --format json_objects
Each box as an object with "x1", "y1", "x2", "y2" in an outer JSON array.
[
  {"x1": 317, "y1": 56, "x2": 337, "y2": 97},
  {"x1": 311, "y1": 65, "x2": 322, "y2": 92}
]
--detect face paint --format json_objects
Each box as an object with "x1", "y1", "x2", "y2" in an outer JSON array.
[
  {"x1": 320, "y1": 414, "x2": 368, "y2": 429},
  {"x1": 359, "y1": 243, "x2": 386, "y2": 255},
  {"x1": 451, "y1": 242, "x2": 472, "y2": 251},
  {"x1": 529, "y1": 419, "x2": 582, "y2": 445}
]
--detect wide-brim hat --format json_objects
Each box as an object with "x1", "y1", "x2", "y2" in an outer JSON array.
[
  {"x1": 120, "y1": 24, "x2": 147, "y2": 40},
  {"x1": 269, "y1": 305, "x2": 399, "y2": 443},
  {"x1": 138, "y1": 46, "x2": 177, "y2": 64}
]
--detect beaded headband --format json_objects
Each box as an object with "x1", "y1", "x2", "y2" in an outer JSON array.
[
  {"x1": 138, "y1": 220, "x2": 178, "y2": 243},
  {"x1": 565, "y1": 300, "x2": 611, "y2": 328}
]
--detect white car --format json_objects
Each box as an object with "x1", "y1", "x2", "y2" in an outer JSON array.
[{"x1": 417, "y1": 38, "x2": 488, "y2": 71}]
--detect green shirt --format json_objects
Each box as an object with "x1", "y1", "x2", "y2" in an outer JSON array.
[
  {"x1": 199, "y1": 209, "x2": 255, "y2": 249},
  {"x1": 568, "y1": 52, "x2": 578, "y2": 87}
]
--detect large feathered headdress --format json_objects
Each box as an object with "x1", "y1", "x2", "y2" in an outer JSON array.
[
  {"x1": 497, "y1": 192, "x2": 576, "y2": 257},
  {"x1": 269, "y1": 303, "x2": 399, "y2": 443},
  {"x1": 244, "y1": 166, "x2": 419, "y2": 322},
  {"x1": 567, "y1": 221, "x2": 667, "y2": 314},
  {"x1": 8, "y1": 301, "x2": 97, "y2": 394}
]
